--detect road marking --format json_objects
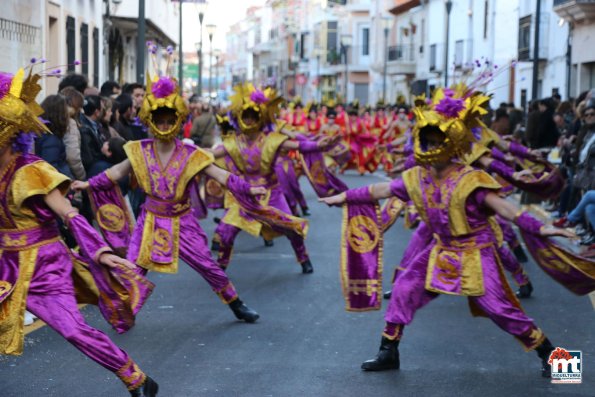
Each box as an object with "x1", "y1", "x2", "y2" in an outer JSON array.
[{"x1": 590, "y1": 292, "x2": 595, "y2": 311}]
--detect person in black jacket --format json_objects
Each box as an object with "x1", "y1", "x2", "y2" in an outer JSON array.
[
  {"x1": 37, "y1": 95, "x2": 73, "y2": 178},
  {"x1": 79, "y1": 95, "x2": 105, "y2": 173}
]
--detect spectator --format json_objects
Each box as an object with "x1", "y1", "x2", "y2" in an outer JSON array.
[
  {"x1": 555, "y1": 190, "x2": 595, "y2": 246},
  {"x1": 183, "y1": 94, "x2": 201, "y2": 138},
  {"x1": 58, "y1": 73, "x2": 88, "y2": 94},
  {"x1": 190, "y1": 103, "x2": 217, "y2": 148},
  {"x1": 507, "y1": 102, "x2": 524, "y2": 135},
  {"x1": 536, "y1": 98, "x2": 560, "y2": 148},
  {"x1": 100, "y1": 80, "x2": 121, "y2": 98},
  {"x1": 99, "y1": 97, "x2": 120, "y2": 141},
  {"x1": 112, "y1": 93, "x2": 145, "y2": 140},
  {"x1": 524, "y1": 101, "x2": 540, "y2": 147},
  {"x1": 60, "y1": 86, "x2": 86, "y2": 180},
  {"x1": 80, "y1": 95, "x2": 105, "y2": 173},
  {"x1": 123, "y1": 82, "x2": 145, "y2": 113},
  {"x1": 490, "y1": 107, "x2": 510, "y2": 136},
  {"x1": 37, "y1": 94, "x2": 73, "y2": 178},
  {"x1": 84, "y1": 86, "x2": 100, "y2": 96},
  {"x1": 573, "y1": 104, "x2": 595, "y2": 193}
]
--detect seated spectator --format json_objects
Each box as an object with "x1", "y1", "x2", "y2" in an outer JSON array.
[
  {"x1": 100, "y1": 80, "x2": 121, "y2": 98},
  {"x1": 37, "y1": 94, "x2": 73, "y2": 178},
  {"x1": 490, "y1": 107, "x2": 510, "y2": 136},
  {"x1": 60, "y1": 86, "x2": 86, "y2": 180},
  {"x1": 58, "y1": 73, "x2": 88, "y2": 94},
  {"x1": 80, "y1": 95, "x2": 105, "y2": 173},
  {"x1": 112, "y1": 93, "x2": 145, "y2": 140},
  {"x1": 99, "y1": 97, "x2": 120, "y2": 140}
]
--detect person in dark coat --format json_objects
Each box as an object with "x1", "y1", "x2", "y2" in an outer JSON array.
[
  {"x1": 79, "y1": 95, "x2": 105, "y2": 173},
  {"x1": 37, "y1": 95, "x2": 73, "y2": 178}
]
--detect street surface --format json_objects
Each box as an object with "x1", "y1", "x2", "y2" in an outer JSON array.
[{"x1": 2, "y1": 172, "x2": 594, "y2": 396}]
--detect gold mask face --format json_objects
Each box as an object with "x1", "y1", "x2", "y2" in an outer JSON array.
[
  {"x1": 148, "y1": 109, "x2": 183, "y2": 141},
  {"x1": 238, "y1": 106, "x2": 263, "y2": 134}
]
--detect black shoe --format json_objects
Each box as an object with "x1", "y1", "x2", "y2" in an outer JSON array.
[
  {"x1": 516, "y1": 282, "x2": 533, "y2": 299},
  {"x1": 229, "y1": 299, "x2": 259, "y2": 323},
  {"x1": 361, "y1": 337, "x2": 400, "y2": 371},
  {"x1": 301, "y1": 208, "x2": 311, "y2": 217},
  {"x1": 264, "y1": 239, "x2": 274, "y2": 247},
  {"x1": 575, "y1": 224, "x2": 588, "y2": 237},
  {"x1": 213, "y1": 217, "x2": 221, "y2": 224},
  {"x1": 512, "y1": 245, "x2": 529, "y2": 263},
  {"x1": 536, "y1": 338, "x2": 555, "y2": 378},
  {"x1": 300, "y1": 260, "x2": 314, "y2": 274},
  {"x1": 211, "y1": 241, "x2": 220, "y2": 251},
  {"x1": 130, "y1": 376, "x2": 159, "y2": 397},
  {"x1": 383, "y1": 290, "x2": 392, "y2": 300},
  {"x1": 580, "y1": 233, "x2": 595, "y2": 246}
]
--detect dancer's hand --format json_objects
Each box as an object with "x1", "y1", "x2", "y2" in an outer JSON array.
[
  {"x1": 71, "y1": 180, "x2": 89, "y2": 191},
  {"x1": 539, "y1": 226, "x2": 577, "y2": 239},
  {"x1": 512, "y1": 169, "x2": 535, "y2": 182},
  {"x1": 318, "y1": 193, "x2": 346, "y2": 206},
  {"x1": 249, "y1": 186, "x2": 267, "y2": 196},
  {"x1": 98, "y1": 252, "x2": 137, "y2": 270}
]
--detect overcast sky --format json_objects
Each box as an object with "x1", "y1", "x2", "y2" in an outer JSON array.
[{"x1": 181, "y1": 0, "x2": 266, "y2": 53}]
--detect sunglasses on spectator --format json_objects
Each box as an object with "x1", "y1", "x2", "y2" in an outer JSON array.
[{"x1": 585, "y1": 112, "x2": 595, "y2": 117}]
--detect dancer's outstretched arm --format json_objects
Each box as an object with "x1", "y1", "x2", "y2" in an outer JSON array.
[
  {"x1": 43, "y1": 187, "x2": 136, "y2": 269},
  {"x1": 319, "y1": 182, "x2": 393, "y2": 206},
  {"x1": 483, "y1": 192, "x2": 575, "y2": 238},
  {"x1": 71, "y1": 159, "x2": 131, "y2": 190},
  {"x1": 203, "y1": 164, "x2": 266, "y2": 196}
]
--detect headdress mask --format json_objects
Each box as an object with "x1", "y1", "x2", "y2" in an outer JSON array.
[
  {"x1": 138, "y1": 42, "x2": 187, "y2": 141},
  {"x1": 229, "y1": 83, "x2": 283, "y2": 135}
]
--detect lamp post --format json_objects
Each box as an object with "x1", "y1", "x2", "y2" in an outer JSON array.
[
  {"x1": 382, "y1": 17, "x2": 391, "y2": 103},
  {"x1": 136, "y1": 0, "x2": 145, "y2": 83},
  {"x1": 194, "y1": 42, "x2": 201, "y2": 94},
  {"x1": 444, "y1": 0, "x2": 453, "y2": 87},
  {"x1": 314, "y1": 48, "x2": 325, "y2": 102},
  {"x1": 206, "y1": 23, "x2": 216, "y2": 100},
  {"x1": 291, "y1": 54, "x2": 299, "y2": 97},
  {"x1": 197, "y1": 1, "x2": 207, "y2": 97},
  {"x1": 214, "y1": 49, "x2": 221, "y2": 100},
  {"x1": 340, "y1": 34, "x2": 352, "y2": 103}
]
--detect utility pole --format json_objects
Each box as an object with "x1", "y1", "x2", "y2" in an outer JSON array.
[
  {"x1": 136, "y1": 0, "x2": 146, "y2": 83},
  {"x1": 531, "y1": 0, "x2": 541, "y2": 100}
]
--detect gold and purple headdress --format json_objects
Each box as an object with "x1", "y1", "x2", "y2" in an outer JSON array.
[
  {"x1": 138, "y1": 42, "x2": 188, "y2": 141},
  {"x1": 412, "y1": 84, "x2": 490, "y2": 164},
  {"x1": 0, "y1": 66, "x2": 50, "y2": 151},
  {"x1": 228, "y1": 83, "x2": 283, "y2": 134}
]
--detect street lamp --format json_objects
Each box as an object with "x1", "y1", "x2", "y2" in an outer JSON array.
[
  {"x1": 206, "y1": 23, "x2": 216, "y2": 99},
  {"x1": 382, "y1": 17, "x2": 392, "y2": 103},
  {"x1": 340, "y1": 34, "x2": 352, "y2": 103},
  {"x1": 194, "y1": 41, "x2": 202, "y2": 94},
  {"x1": 197, "y1": 1, "x2": 207, "y2": 97},
  {"x1": 314, "y1": 48, "x2": 326, "y2": 102},
  {"x1": 290, "y1": 54, "x2": 299, "y2": 97},
  {"x1": 444, "y1": 0, "x2": 453, "y2": 87},
  {"x1": 213, "y1": 49, "x2": 222, "y2": 100}
]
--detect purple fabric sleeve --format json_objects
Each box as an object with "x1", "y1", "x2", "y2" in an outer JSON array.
[
  {"x1": 491, "y1": 147, "x2": 508, "y2": 163},
  {"x1": 487, "y1": 158, "x2": 515, "y2": 179},
  {"x1": 89, "y1": 172, "x2": 116, "y2": 190},
  {"x1": 298, "y1": 140, "x2": 320, "y2": 153},
  {"x1": 514, "y1": 212, "x2": 544, "y2": 235},
  {"x1": 509, "y1": 142, "x2": 531, "y2": 159},
  {"x1": 345, "y1": 186, "x2": 374, "y2": 204},
  {"x1": 403, "y1": 155, "x2": 416, "y2": 170},
  {"x1": 65, "y1": 212, "x2": 112, "y2": 262},
  {"x1": 389, "y1": 178, "x2": 410, "y2": 202}
]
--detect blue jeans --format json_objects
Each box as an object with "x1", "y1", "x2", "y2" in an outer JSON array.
[{"x1": 568, "y1": 190, "x2": 595, "y2": 229}]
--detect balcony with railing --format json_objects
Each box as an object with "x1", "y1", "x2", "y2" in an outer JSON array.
[
  {"x1": 389, "y1": 0, "x2": 421, "y2": 16},
  {"x1": 386, "y1": 44, "x2": 416, "y2": 75},
  {"x1": 554, "y1": 0, "x2": 595, "y2": 21}
]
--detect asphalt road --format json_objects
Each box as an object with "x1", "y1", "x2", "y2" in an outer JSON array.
[{"x1": 2, "y1": 172, "x2": 594, "y2": 397}]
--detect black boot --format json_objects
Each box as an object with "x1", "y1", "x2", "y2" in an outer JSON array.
[
  {"x1": 130, "y1": 376, "x2": 159, "y2": 397},
  {"x1": 300, "y1": 259, "x2": 314, "y2": 274},
  {"x1": 229, "y1": 299, "x2": 259, "y2": 323},
  {"x1": 301, "y1": 207, "x2": 311, "y2": 217},
  {"x1": 536, "y1": 338, "x2": 555, "y2": 378},
  {"x1": 211, "y1": 241, "x2": 220, "y2": 252},
  {"x1": 213, "y1": 217, "x2": 221, "y2": 224},
  {"x1": 383, "y1": 290, "x2": 392, "y2": 300},
  {"x1": 264, "y1": 239, "x2": 274, "y2": 247},
  {"x1": 516, "y1": 282, "x2": 533, "y2": 299},
  {"x1": 361, "y1": 337, "x2": 400, "y2": 371},
  {"x1": 513, "y1": 245, "x2": 529, "y2": 263}
]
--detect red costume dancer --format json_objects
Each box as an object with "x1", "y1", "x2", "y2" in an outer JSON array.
[{"x1": 345, "y1": 107, "x2": 378, "y2": 174}]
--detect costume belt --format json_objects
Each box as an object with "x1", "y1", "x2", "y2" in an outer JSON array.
[
  {"x1": 0, "y1": 223, "x2": 61, "y2": 250},
  {"x1": 144, "y1": 196, "x2": 191, "y2": 217},
  {"x1": 433, "y1": 226, "x2": 494, "y2": 252}
]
